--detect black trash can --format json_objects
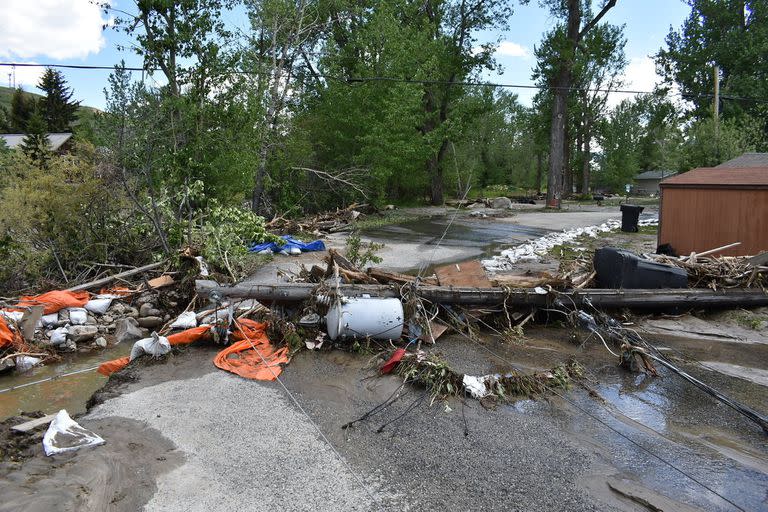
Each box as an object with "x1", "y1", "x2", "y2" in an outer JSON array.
[
  {"x1": 594, "y1": 247, "x2": 688, "y2": 289},
  {"x1": 620, "y1": 204, "x2": 644, "y2": 232}
]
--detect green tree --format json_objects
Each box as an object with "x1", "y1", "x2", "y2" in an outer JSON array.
[
  {"x1": 656, "y1": 0, "x2": 768, "y2": 123},
  {"x1": 20, "y1": 110, "x2": 50, "y2": 167},
  {"x1": 38, "y1": 68, "x2": 80, "y2": 132},
  {"x1": 531, "y1": 0, "x2": 618, "y2": 206},
  {"x1": 10, "y1": 87, "x2": 34, "y2": 132}
]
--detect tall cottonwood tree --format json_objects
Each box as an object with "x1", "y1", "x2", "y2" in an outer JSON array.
[{"x1": 534, "y1": 0, "x2": 617, "y2": 206}]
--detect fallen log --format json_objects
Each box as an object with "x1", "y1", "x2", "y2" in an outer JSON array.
[
  {"x1": 66, "y1": 262, "x2": 165, "y2": 292},
  {"x1": 367, "y1": 268, "x2": 439, "y2": 286},
  {"x1": 196, "y1": 280, "x2": 768, "y2": 309}
]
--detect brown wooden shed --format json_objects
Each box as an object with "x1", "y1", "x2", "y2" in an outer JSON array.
[{"x1": 658, "y1": 167, "x2": 768, "y2": 257}]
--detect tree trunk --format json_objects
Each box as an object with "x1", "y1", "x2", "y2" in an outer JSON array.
[
  {"x1": 582, "y1": 121, "x2": 591, "y2": 194},
  {"x1": 428, "y1": 139, "x2": 449, "y2": 205},
  {"x1": 536, "y1": 152, "x2": 543, "y2": 195},
  {"x1": 546, "y1": 0, "x2": 581, "y2": 208}
]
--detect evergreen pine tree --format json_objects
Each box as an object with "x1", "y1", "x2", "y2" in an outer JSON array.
[
  {"x1": 38, "y1": 69, "x2": 80, "y2": 132},
  {"x1": 21, "y1": 111, "x2": 51, "y2": 167},
  {"x1": 10, "y1": 87, "x2": 34, "y2": 132}
]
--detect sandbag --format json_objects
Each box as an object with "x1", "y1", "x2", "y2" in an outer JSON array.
[
  {"x1": 84, "y1": 297, "x2": 113, "y2": 315},
  {"x1": 169, "y1": 311, "x2": 197, "y2": 330},
  {"x1": 129, "y1": 332, "x2": 171, "y2": 361},
  {"x1": 67, "y1": 308, "x2": 88, "y2": 325},
  {"x1": 48, "y1": 326, "x2": 69, "y2": 346}
]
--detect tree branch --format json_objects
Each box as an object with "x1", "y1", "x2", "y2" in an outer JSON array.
[{"x1": 578, "y1": 0, "x2": 617, "y2": 41}]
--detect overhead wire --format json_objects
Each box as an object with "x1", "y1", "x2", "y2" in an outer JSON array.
[{"x1": 4, "y1": 61, "x2": 768, "y2": 103}]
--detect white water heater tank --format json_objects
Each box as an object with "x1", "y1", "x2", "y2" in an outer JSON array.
[{"x1": 326, "y1": 297, "x2": 404, "y2": 341}]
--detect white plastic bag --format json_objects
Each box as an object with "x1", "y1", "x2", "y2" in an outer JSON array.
[
  {"x1": 129, "y1": 332, "x2": 171, "y2": 361},
  {"x1": 43, "y1": 410, "x2": 105, "y2": 456},
  {"x1": 169, "y1": 311, "x2": 197, "y2": 330},
  {"x1": 462, "y1": 375, "x2": 490, "y2": 399},
  {"x1": 84, "y1": 298, "x2": 113, "y2": 315},
  {"x1": 67, "y1": 308, "x2": 88, "y2": 325}
]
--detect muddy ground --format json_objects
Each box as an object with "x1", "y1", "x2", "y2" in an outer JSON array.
[{"x1": 1, "y1": 203, "x2": 767, "y2": 511}]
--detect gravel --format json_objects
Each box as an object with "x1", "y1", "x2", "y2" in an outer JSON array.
[{"x1": 90, "y1": 372, "x2": 400, "y2": 512}]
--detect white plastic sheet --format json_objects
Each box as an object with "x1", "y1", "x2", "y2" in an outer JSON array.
[
  {"x1": 15, "y1": 356, "x2": 42, "y2": 373},
  {"x1": 462, "y1": 375, "x2": 490, "y2": 399},
  {"x1": 43, "y1": 410, "x2": 105, "y2": 456}
]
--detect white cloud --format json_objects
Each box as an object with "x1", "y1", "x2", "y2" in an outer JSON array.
[
  {"x1": 606, "y1": 56, "x2": 663, "y2": 108},
  {"x1": 4, "y1": 63, "x2": 45, "y2": 90},
  {"x1": 496, "y1": 41, "x2": 531, "y2": 59},
  {"x1": 0, "y1": 0, "x2": 110, "y2": 60}
]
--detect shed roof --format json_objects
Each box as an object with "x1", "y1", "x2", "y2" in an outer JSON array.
[
  {"x1": 0, "y1": 133, "x2": 73, "y2": 152},
  {"x1": 635, "y1": 170, "x2": 676, "y2": 180},
  {"x1": 715, "y1": 152, "x2": 768, "y2": 168},
  {"x1": 660, "y1": 167, "x2": 768, "y2": 189}
]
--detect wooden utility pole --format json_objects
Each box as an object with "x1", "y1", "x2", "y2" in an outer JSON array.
[{"x1": 713, "y1": 65, "x2": 720, "y2": 121}]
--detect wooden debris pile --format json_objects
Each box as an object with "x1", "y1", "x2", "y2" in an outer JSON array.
[
  {"x1": 266, "y1": 203, "x2": 381, "y2": 236},
  {"x1": 648, "y1": 253, "x2": 768, "y2": 290}
]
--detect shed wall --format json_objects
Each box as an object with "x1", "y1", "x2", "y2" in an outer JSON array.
[{"x1": 659, "y1": 188, "x2": 768, "y2": 256}]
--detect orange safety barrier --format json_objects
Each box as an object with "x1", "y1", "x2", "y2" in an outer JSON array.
[
  {"x1": 97, "y1": 356, "x2": 130, "y2": 376},
  {"x1": 214, "y1": 319, "x2": 289, "y2": 381},
  {"x1": 97, "y1": 320, "x2": 288, "y2": 381},
  {"x1": 15, "y1": 290, "x2": 90, "y2": 315}
]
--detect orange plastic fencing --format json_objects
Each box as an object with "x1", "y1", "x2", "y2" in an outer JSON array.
[
  {"x1": 214, "y1": 319, "x2": 289, "y2": 381},
  {"x1": 0, "y1": 316, "x2": 28, "y2": 351},
  {"x1": 97, "y1": 320, "x2": 288, "y2": 381},
  {"x1": 15, "y1": 290, "x2": 90, "y2": 315}
]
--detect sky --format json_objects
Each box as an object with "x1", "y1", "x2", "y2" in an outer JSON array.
[{"x1": 0, "y1": 0, "x2": 692, "y2": 110}]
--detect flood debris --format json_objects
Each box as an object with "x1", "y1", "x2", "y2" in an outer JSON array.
[{"x1": 42, "y1": 409, "x2": 104, "y2": 456}]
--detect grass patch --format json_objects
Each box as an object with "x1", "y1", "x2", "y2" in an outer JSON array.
[{"x1": 353, "y1": 209, "x2": 426, "y2": 230}]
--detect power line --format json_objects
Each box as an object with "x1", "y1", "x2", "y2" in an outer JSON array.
[{"x1": 4, "y1": 60, "x2": 768, "y2": 103}]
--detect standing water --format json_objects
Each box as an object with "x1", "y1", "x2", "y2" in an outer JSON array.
[{"x1": 0, "y1": 342, "x2": 132, "y2": 420}]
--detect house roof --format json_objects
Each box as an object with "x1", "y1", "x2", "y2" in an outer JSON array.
[
  {"x1": 715, "y1": 152, "x2": 768, "y2": 168},
  {"x1": 0, "y1": 132, "x2": 73, "y2": 152},
  {"x1": 635, "y1": 170, "x2": 676, "y2": 180},
  {"x1": 660, "y1": 167, "x2": 768, "y2": 189}
]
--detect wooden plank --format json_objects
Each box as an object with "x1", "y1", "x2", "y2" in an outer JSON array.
[
  {"x1": 66, "y1": 262, "x2": 164, "y2": 292},
  {"x1": 434, "y1": 260, "x2": 493, "y2": 288},
  {"x1": 147, "y1": 274, "x2": 175, "y2": 289},
  {"x1": 491, "y1": 272, "x2": 566, "y2": 288},
  {"x1": 196, "y1": 280, "x2": 768, "y2": 309},
  {"x1": 368, "y1": 268, "x2": 439, "y2": 286},
  {"x1": 11, "y1": 414, "x2": 56, "y2": 433}
]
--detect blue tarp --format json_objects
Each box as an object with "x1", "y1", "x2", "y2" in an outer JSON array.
[{"x1": 249, "y1": 235, "x2": 326, "y2": 255}]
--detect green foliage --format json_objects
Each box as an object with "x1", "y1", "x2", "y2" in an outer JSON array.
[
  {"x1": 10, "y1": 87, "x2": 34, "y2": 133},
  {"x1": 344, "y1": 232, "x2": 383, "y2": 268},
  {"x1": 20, "y1": 111, "x2": 51, "y2": 167},
  {"x1": 38, "y1": 68, "x2": 80, "y2": 132}
]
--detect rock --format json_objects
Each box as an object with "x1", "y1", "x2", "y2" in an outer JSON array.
[
  {"x1": 86, "y1": 314, "x2": 98, "y2": 325},
  {"x1": 94, "y1": 336, "x2": 107, "y2": 348},
  {"x1": 97, "y1": 325, "x2": 106, "y2": 334},
  {"x1": 135, "y1": 294, "x2": 155, "y2": 306},
  {"x1": 139, "y1": 303, "x2": 155, "y2": 317},
  {"x1": 491, "y1": 196, "x2": 512, "y2": 209},
  {"x1": 384, "y1": 204, "x2": 396, "y2": 210},
  {"x1": 109, "y1": 302, "x2": 126, "y2": 315},
  {"x1": 137, "y1": 316, "x2": 163, "y2": 329},
  {"x1": 147, "y1": 308, "x2": 162, "y2": 318},
  {"x1": 100, "y1": 314, "x2": 114, "y2": 325},
  {"x1": 59, "y1": 339, "x2": 77, "y2": 352},
  {"x1": 115, "y1": 317, "x2": 144, "y2": 345},
  {"x1": 67, "y1": 325, "x2": 99, "y2": 343},
  {"x1": 124, "y1": 307, "x2": 139, "y2": 318},
  {"x1": 467, "y1": 201, "x2": 485, "y2": 209}
]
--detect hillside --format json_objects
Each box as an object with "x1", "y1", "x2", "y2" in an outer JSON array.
[{"x1": 0, "y1": 85, "x2": 99, "y2": 132}]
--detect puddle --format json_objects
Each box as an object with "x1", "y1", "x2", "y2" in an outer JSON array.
[
  {"x1": 0, "y1": 342, "x2": 132, "y2": 420},
  {"x1": 362, "y1": 215, "x2": 552, "y2": 258}
]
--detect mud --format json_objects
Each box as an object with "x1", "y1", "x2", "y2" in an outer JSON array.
[{"x1": 0, "y1": 417, "x2": 182, "y2": 512}]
